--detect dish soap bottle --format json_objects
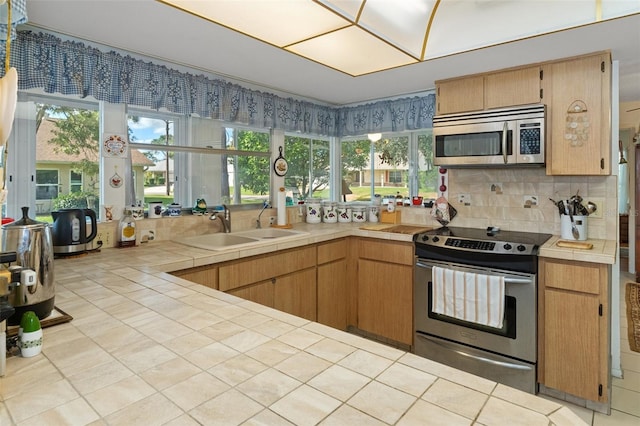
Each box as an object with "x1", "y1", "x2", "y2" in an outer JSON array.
[{"x1": 118, "y1": 209, "x2": 136, "y2": 248}]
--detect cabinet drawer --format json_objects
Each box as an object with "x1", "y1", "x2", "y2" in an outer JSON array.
[
  {"x1": 357, "y1": 238, "x2": 414, "y2": 266},
  {"x1": 219, "y1": 245, "x2": 316, "y2": 291},
  {"x1": 541, "y1": 258, "x2": 603, "y2": 295},
  {"x1": 317, "y1": 238, "x2": 347, "y2": 264}
]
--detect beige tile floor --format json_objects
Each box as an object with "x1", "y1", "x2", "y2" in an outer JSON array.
[
  {"x1": 546, "y1": 262, "x2": 640, "y2": 426},
  {"x1": 1, "y1": 251, "x2": 638, "y2": 425}
]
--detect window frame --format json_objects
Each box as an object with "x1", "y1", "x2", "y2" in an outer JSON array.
[{"x1": 127, "y1": 107, "x2": 272, "y2": 208}]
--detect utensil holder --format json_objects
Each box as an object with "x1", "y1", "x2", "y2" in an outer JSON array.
[{"x1": 560, "y1": 215, "x2": 587, "y2": 241}]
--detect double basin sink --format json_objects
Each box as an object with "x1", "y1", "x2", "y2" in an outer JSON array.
[{"x1": 174, "y1": 228, "x2": 308, "y2": 251}]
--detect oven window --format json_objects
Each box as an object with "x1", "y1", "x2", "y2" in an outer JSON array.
[{"x1": 427, "y1": 282, "x2": 516, "y2": 339}]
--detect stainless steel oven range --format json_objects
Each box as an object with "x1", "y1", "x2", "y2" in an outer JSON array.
[{"x1": 413, "y1": 227, "x2": 551, "y2": 393}]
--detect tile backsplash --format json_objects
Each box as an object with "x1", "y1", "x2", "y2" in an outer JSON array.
[
  {"x1": 444, "y1": 168, "x2": 617, "y2": 239},
  {"x1": 96, "y1": 168, "x2": 618, "y2": 248}
]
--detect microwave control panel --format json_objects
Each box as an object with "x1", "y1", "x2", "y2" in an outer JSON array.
[{"x1": 519, "y1": 122, "x2": 542, "y2": 155}]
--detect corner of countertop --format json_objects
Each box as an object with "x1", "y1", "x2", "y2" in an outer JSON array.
[{"x1": 539, "y1": 235, "x2": 617, "y2": 265}]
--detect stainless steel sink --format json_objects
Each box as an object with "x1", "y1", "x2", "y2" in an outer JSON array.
[{"x1": 174, "y1": 228, "x2": 307, "y2": 251}]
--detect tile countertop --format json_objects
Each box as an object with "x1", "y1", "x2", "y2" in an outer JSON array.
[
  {"x1": 539, "y1": 235, "x2": 617, "y2": 265},
  {"x1": 0, "y1": 223, "x2": 592, "y2": 425}
]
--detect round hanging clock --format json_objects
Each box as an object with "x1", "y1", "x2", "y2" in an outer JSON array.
[{"x1": 274, "y1": 146, "x2": 288, "y2": 177}]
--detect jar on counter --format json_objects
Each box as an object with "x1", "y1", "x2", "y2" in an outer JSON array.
[
  {"x1": 351, "y1": 204, "x2": 367, "y2": 223},
  {"x1": 368, "y1": 205, "x2": 380, "y2": 222},
  {"x1": 305, "y1": 198, "x2": 322, "y2": 224},
  {"x1": 321, "y1": 200, "x2": 338, "y2": 223},
  {"x1": 337, "y1": 202, "x2": 352, "y2": 223}
]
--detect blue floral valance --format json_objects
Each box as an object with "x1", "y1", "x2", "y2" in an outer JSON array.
[{"x1": 2, "y1": 31, "x2": 434, "y2": 137}]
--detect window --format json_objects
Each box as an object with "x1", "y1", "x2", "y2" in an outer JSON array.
[
  {"x1": 70, "y1": 171, "x2": 83, "y2": 193},
  {"x1": 36, "y1": 170, "x2": 59, "y2": 200},
  {"x1": 284, "y1": 134, "x2": 330, "y2": 200},
  {"x1": 18, "y1": 97, "x2": 101, "y2": 219},
  {"x1": 340, "y1": 131, "x2": 437, "y2": 202},
  {"x1": 127, "y1": 111, "x2": 271, "y2": 208}
]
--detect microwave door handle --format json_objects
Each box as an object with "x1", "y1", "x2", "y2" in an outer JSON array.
[{"x1": 502, "y1": 121, "x2": 508, "y2": 164}]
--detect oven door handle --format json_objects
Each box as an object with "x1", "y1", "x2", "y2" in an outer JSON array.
[
  {"x1": 419, "y1": 334, "x2": 532, "y2": 371},
  {"x1": 415, "y1": 261, "x2": 533, "y2": 285}
]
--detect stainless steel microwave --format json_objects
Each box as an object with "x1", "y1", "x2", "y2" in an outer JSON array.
[{"x1": 433, "y1": 104, "x2": 546, "y2": 167}]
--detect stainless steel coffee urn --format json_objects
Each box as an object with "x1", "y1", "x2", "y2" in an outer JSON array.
[{"x1": 1, "y1": 207, "x2": 55, "y2": 325}]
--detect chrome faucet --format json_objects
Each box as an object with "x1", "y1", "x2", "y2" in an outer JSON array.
[
  {"x1": 256, "y1": 201, "x2": 271, "y2": 229},
  {"x1": 210, "y1": 204, "x2": 231, "y2": 233}
]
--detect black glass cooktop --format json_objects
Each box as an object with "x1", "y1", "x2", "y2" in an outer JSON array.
[{"x1": 418, "y1": 226, "x2": 552, "y2": 247}]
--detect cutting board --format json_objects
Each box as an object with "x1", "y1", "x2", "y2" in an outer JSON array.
[{"x1": 556, "y1": 240, "x2": 593, "y2": 250}]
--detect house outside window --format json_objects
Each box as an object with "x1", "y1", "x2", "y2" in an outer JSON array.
[
  {"x1": 70, "y1": 171, "x2": 83, "y2": 193},
  {"x1": 36, "y1": 170, "x2": 59, "y2": 200},
  {"x1": 128, "y1": 111, "x2": 271, "y2": 208}
]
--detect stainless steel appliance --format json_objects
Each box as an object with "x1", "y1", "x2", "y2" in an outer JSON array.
[
  {"x1": 433, "y1": 104, "x2": 545, "y2": 167},
  {"x1": 1, "y1": 207, "x2": 55, "y2": 325},
  {"x1": 51, "y1": 208, "x2": 98, "y2": 256},
  {"x1": 413, "y1": 227, "x2": 551, "y2": 393}
]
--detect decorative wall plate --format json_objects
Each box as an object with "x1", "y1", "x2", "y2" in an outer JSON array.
[
  {"x1": 104, "y1": 134, "x2": 127, "y2": 157},
  {"x1": 274, "y1": 146, "x2": 288, "y2": 176},
  {"x1": 110, "y1": 170, "x2": 123, "y2": 188}
]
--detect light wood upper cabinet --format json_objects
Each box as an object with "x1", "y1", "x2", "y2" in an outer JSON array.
[
  {"x1": 436, "y1": 76, "x2": 484, "y2": 115},
  {"x1": 436, "y1": 66, "x2": 541, "y2": 115},
  {"x1": 538, "y1": 258, "x2": 609, "y2": 403},
  {"x1": 544, "y1": 52, "x2": 611, "y2": 175},
  {"x1": 485, "y1": 67, "x2": 542, "y2": 110}
]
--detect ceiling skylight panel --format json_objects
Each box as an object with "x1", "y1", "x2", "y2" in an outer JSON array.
[
  {"x1": 358, "y1": 0, "x2": 436, "y2": 59},
  {"x1": 315, "y1": 0, "x2": 363, "y2": 21},
  {"x1": 287, "y1": 26, "x2": 417, "y2": 76},
  {"x1": 425, "y1": 0, "x2": 598, "y2": 59},
  {"x1": 161, "y1": 0, "x2": 350, "y2": 47}
]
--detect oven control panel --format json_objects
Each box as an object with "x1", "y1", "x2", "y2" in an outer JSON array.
[{"x1": 416, "y1": 235, "x2": 537, "y2": 255}]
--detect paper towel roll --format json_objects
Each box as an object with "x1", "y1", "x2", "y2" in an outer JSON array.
[{"x1": 277, "y1": 187, "x2": 287, "y2": 226}]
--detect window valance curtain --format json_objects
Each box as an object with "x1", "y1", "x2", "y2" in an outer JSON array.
[{"x1": 3, "y1": 31, "x2": 435, "y2": 137}]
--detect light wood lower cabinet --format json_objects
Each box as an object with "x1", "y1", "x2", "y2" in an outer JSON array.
[
  {"x1": 356, "y1": 238, "x2": 414, "y2": 346},
  {"x1": 172, "y1": 237, "x2": 414, "y2": 345},
  {"x1": 228, "y1": 279, "x2": 274, "y2": 307},
  {"x1": 171, "y1": 265, "x2": 218, "y2": 289},
  {"x1": 317, "y1": 239, "x2": 349, "y2": 330},
  {"x1": 274, "y1": 268, "x2": 316, "y2": 321},
  {"x1": 538, "y1": 258, "x2": 609, "y2": 403},
  {"x1": 219, "y1": 245, "x2": 317, "y2": 321}
]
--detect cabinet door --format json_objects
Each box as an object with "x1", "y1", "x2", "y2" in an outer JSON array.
[
  {"x1": 485, "y1": 67, "x2": 541, "y2": 109},
  {"x1": 228, "y1": 279, "x2": 274, "y2": 308},
  {"x1": 357, "y1": 258, "x2": 413, "y2": 345},
  {"x1": 543, "y1": 288, "x2": 601, "y2": 401},
  {"x1": 172, "y1": 265, "x2": 218, "y2": 289},
  {"x1": 318, "y1": 259, "x2": 348, "y2": 330},
  {"x1": 436, "y1": 76, "x2": 484, "y2": 114},
  {"x1": 274, "y1": 268, "x2": 317, "y2": 321},
  {"x1": 546, "y1": 53, "x2": 611, "y2": 175}
]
